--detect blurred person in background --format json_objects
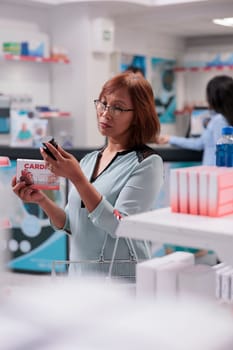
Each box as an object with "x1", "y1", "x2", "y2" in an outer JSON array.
[
  {"x1": 159, "y1": 75, "x2": 233, "y2": 264},
  {"x1": 158, "y1": 75, "x2": 233, "y2": 165}
]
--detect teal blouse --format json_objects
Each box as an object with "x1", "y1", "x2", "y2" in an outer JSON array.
[{"x1": 55, "y1": 145, "x2": 164, "y2": 276}]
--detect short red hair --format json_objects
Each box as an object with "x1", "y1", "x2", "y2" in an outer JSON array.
[{"x1": 99, "y1": 72, "x2": 160, "y2": 146}]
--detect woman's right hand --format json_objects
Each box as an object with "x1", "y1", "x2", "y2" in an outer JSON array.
[{"x1": 11, "y1": 176, "x2": 46, "y2": 204}]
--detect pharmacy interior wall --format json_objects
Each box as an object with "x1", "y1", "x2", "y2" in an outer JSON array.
[
  {"x1": 0, "y1": 3, "x2": 52, "y2": 145},
  {"x1": 0, "y1": 3, "x2": 51, "y2": 106},
  {"x1": 1, "y1": 1, "x2": 233, "y2": 147}
]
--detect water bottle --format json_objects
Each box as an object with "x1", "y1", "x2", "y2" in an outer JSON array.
[{"x1": 216, "y1": 126, "x2": 233, "y2": 167}]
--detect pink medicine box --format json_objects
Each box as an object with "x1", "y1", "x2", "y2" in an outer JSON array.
[{"x1": 16, "y1": 159, "x2": 60, "y2": 190}]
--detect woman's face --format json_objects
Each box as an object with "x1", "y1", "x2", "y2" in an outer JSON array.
[{"x1": 96, "y1": 87, "x2": 134, "y2": 142}]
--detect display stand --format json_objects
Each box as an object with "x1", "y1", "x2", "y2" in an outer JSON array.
[{"x1": 116, "y1": 207, "x2": 233, "y2": 265}]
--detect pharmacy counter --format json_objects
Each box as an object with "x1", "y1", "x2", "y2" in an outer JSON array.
[
  {"x1": 116, "y1": 207, "x2": 233, "y2": 266},
  {"x1": 0, "y1": 145, "x2": 203, "y2": 163}
]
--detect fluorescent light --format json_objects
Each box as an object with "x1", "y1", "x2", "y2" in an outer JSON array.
[
  {"x1": 18, "y1": 0, "x2": 207, "y2": 5},
  {"x1": 28, "y1": 0, "x2": 60, "y2": 4},
  {"x1": 154, "y1": 0, "x2": 205, "y2": 5},
  {"x1": 213, "y1": 17, "x2": 233, "y2": 27}
]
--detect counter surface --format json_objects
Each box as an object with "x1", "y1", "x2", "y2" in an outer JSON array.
[{"x1": 0, "y1": 145, "x2": 203, "y2": 162}]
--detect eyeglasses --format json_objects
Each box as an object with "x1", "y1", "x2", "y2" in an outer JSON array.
[{"x1": 94, "y1": 99, "x2": 134, "y2": 118}]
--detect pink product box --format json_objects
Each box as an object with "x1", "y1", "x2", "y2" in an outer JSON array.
[
  {"x1": 170, "y1": 166, "x2": 211, "y2": 214},
  {"x1": 180, "y1": 165, "x2": 210, "y2": 214},
  {"x1": 199, "y1": 167, "x2": 215, "y2": 216},
  {"x1": 178, "y1": 168, "x2": 189, "y2": 214},
  {"x1": 170, "y1": 168, "x2": 179, "y2": 213},
  {"x1": 16, "y1": 159, "x2": 60, "y2": 190},
  {"x1": 189, "y1": 166, "x2": 215, "y2": 215},
  {"x1": 170, "y1": 167, "x2": 192, "y2": 213},
  {"x1": 0, "y1": 156, "x2": 11, "y2": 167},
  {"x1": 208, "y1": 168, "x2": 233, "y2": 217},
  {"x1": 170, "y1": 166, "x2": 233, "y2": 216}
]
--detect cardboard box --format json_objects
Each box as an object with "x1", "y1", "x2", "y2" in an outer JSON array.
[
  {"x1": 214, "y1": 265, "x2": 232, "y2": 299},
  {"x1": 188, "y1": 166, "x2": 213, "y2": 215},
  {"x1": 170, "y1": 168, "x2": 179, "y2": 213},
  {"x1": 178, "y1": 264, "x2": 216, "y2": 300},
  {"x1": 208, "y1": 168, "x2": 233, "y2": 217},
  {"x1": 178, "y1": 168, "x2": 190, "y2": 214},
  {"x1": 136, "y1": 251, "x2": 194, "y2": 298},
  {"x1": 221, "y1": 268, "x2": 233, "y2": 302},
  {"x1": 16, "y1": 158, "x2": 59, "y2": 190},
  {"x1": 170, "y1": 166, "x2": 207, "y2": 214},
  {"x1": 199, "y1": 168, "x2": 211, "y2": 216}
]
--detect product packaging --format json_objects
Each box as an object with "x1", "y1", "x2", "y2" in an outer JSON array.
[
  {"x1": 16, "y1": 159, "x2": 59, "y2": 190},
  {"x1": 188, "y1": 166, "x2": 212, "y2": 215},
  {"x1": 221, "y1": 268, "x2": 233, "y2": 302},
  {"x1": 208, "y1": 167, "x2": 233, "y2": 217},
  {"x1": 136, "y1": 251, "x2": 194, "y2": 299},
  {"x1": 213, "y1": 264, "x2": 232, "y2": 300},
  {"x1": 178, "y1": 264, "x2": 216, "y2": 300},
  {"x1": 170, "y1": 168, "x2": 179, "y2": 212}
]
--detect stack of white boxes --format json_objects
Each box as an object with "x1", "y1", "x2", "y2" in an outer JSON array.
[
  {"x1": 213, "y1": 263, "x2": 233, "y2": 303},
  {"x1": 136, "y1": 252, "x2": 214, "y2": 300},
  {"x1": 136, "y1": 254, "x2": 233, "y2": 303}
]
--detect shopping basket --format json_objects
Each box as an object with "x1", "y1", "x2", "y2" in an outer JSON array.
[
  {"x1": 51, "y1": 236, "x2": 151, "y2": 286},
  {"x1": 51, "y1": 258, "x2": 137, "y2": 283}
]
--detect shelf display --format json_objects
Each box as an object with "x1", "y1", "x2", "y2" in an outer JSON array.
[
  {"x1": 0, "y1": 160, "x2": 68, "y2": 273},
  {"x1": 175, "y1": 52, "x2": 233, "y2": 72},
  {"x1": 10, "y1": 110, "x2": 48, "y2": 148},
  {"x1": 0, "y1": 95, "x2": 10, "y2": 134},
  {"x1": 151, "y1": 57, "x2": 176, "y2": 124},
  {"x1": 175, "y1": 65, "x2": 233, "y2": 72},
  {"x1": 2, "y1": 53, "x2": 70, "y2": 64},
  {"x1": 38, "y1": 111, "x2": 71, "y2": 118},
  {"x1": 0, "y1": 44, "x2": 71, "y2": 144},
  {"x1": 116, "y1": 207, "x2": 233, "y2": 266}
]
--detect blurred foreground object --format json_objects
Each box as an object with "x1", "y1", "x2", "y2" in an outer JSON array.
[
  {"x1": 0, "y1": 157, "x2": 12, "y2": 230},
  {"x1": 0, "y1": 156, "x2": 12, "y2": 277},
  {"x1": 0, "y1": 277, "x2": 233, "y2": 350},
  {"x1": 0, "y1": 157, "x2": 11, "y2": 168}
]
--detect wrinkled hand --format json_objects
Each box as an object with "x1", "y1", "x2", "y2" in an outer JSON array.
[
  {"x1": 40, "y1": 143, "x2": 82, "y2": 183},
  {"x1": 157, "y1": 135, "x2": 170, "y2": 144},
  {"x1": 11, "y1": 176, "x2": 45, "y2": 204}
]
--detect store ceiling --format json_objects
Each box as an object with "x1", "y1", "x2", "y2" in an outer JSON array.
[
  {"x1": 1, "y1": 0, "x2": 233, "y2": 38},
  {"x1": 89, "y1": 0, "x2": 233, "y2": 38}
]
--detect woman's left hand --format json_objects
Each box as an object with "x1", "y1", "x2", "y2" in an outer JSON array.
[{"x1": 40, "y1": 143, "x2": 82, "y2": 183}]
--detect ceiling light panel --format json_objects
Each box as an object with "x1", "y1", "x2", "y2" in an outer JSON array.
[
  {"x1": 213, "y1": 17, "x2": 233, "y2": 27},
  {"x1": 152, "y1": 0, "x2": 206, "y2": 5}
]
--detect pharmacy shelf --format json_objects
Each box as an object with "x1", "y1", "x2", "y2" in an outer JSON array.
[
  {"x1": 116, "y1": 207, "x2": 233, "y2": 265},
  {"x1": 2, "y1": 53, "x2": 70, "y2": 64},
  {"x1": 174, "y1": 65, "x2": 233, "y2": 72},
  {"x1": 38, "y1": 111, "x2": 71, "y2": 118}
]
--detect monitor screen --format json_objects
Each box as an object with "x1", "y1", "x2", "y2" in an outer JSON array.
[{"x1": 189, "y1": 107, "x2": 210, "y2": 137}]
